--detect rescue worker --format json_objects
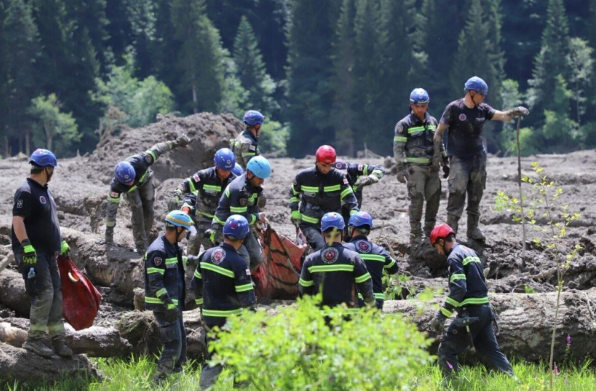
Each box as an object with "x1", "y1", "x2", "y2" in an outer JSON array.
[
  {"x1": 343, "y1": 211, "x2": 398, "y2": 309},
  {"x1": 332, "y1": 160, "x2": 385, "y2": 226},
  {"x1": 192, "y1": 215, "x2": 257, "y2": 390},
  {"x1": 230, "y1": 110, "x2": 264, "y2": 169},
  {"x1": 104, "y1": 134, "x2": 191, "y2": 252},
  {"x1": 429, "y1": 223, "x2": 513, "y2": 378},
  {"x1": 394, "y1": 88, "x2": 446, "y2": 247},
  {"x1": 169, "y1": 148, "x2": 237, "y2": 255},
  {"x1": 298, "y1": 212, "x2": 375, "y2": 312},
  {"x1": 11, "y1": 149, "x2": 72, "y2": 358},
  {"x1": 432, "y1": 76, "x2": 529, "y2": 241},
  {"x1": 212, "y1": 155, "x2": 270, "y2": 269},
  {"x1": 289, "y1": 145, "x2": 359, "y2": 251},
  {"x1": 144, "y1": 210, "x2": 198, "y2": 383}
]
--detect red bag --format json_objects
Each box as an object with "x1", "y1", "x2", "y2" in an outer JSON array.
[{"x1": 57, "y1": 255, "x2": 102, "y2": 330}]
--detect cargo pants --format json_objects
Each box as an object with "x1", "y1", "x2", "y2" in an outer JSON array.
[
  {"x1": 154, "y1": 307, "x2": 186, "y2": 375},
  {"x1": 406, "y1": 164, "x2": 441, "y2": 239},
  {"x1": 446, "y1": 152, "x2": 486, "y2": 231},
  {"x1": 124, "y1": 176, "x2": 155, "y2": 252},
  {"x1": 437, "y1": 304, "x2": 512, "y2": 378},
  {"x1": 238, "y1": 230, "x2": 264, "y2": 270},
  {"x1": 15, "y1": 252, "x2": 66, "y2": 341}
]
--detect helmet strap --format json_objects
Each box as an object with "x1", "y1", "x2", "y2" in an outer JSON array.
[{"x1": 44, "y1": 166, "x2": 54, "y2": 182}]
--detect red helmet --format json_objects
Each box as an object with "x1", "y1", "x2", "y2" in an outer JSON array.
[
  {"x1": 429, "y1": 223, "x2": 455, "y2": 246},
  {"x1": 315, "y1": 145, "x2": 337, "y2": 164}
]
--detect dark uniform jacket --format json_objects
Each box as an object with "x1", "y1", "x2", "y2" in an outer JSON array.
[
  {"x1": 289, "y1": 167, "x2": 358, "y2": 228},
  {"x1": 299, "y1": 242, "x2": 374, "y2": 311},
  {"x1": 439, "y1": 99, "x2": 496, "y2": 159},
  {"x1": 144, "y1": 235, "x2": 189, "y2": 312},
  {"x1": 439, "y1": 243, "x2": 489, "y2": 318},
  {"x1": 344, "y1": 235, "x2": 398, "y2": 306},
  {"x1": 393, "y1": 111, "x2": 444, "y2": 166},
  {"x1": 230, "y1": 129, "x2": 260, "y2": 169},
  {"x1": 212, "y1": 173, "x2": 263, "y2": 229},
  {"x1": 342, "y1": 163, "x2": 385, "y2": 207},
  {"x1": 11, "y1": 178, "x2": 61, "y2": 253},
  {"x1": 175, "y1": 167, "x2": 237, "y2": 221},
  {"x1": 106, "y1": 142, "x2": 172, "y2": 228},
  {"x1": 191, "y1": 243, "x2": 256, "y2": 327}
]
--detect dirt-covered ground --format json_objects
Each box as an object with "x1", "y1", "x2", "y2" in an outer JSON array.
[{"x1": 1, "y1": 113, "x2": 595, "y2": 298}]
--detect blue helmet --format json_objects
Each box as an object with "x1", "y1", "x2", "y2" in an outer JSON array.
[
  {"x1": 410, "y1": 88, "x2": 429, "y2": 105},
  {"x1": 29, "y1": 149, "x2": 57, "y2": 167},
  {"x1": 348, "y1": 211, "x2": 373, "y2": 229},
  {"x1": 231, "y1": 163, "x2": 244, "y2": 176},
  {"x1": 464, "y1": 76, "x2": 488, "y2": 95},
  {"x1": 243, "y1": 110, "x2": 265, "y2": 126},
  {"x1": 223, "y1": 214, "x2": 250, "y2": 240},
  {"x1": 321, "y1": 212, "x2": 345, "y2": 231},
  {"x1": 247, "y1": 156, "x2": 271, "y2": 179},
  {"x1": 165, "y1": 210, "x2": 193, "y2": 229},
  {"x1": 114, "y1": 161, "x2": 136, "y2": 184},
  {"x1": 214, "y1": 148, "x2": 235, "y2": 170}
]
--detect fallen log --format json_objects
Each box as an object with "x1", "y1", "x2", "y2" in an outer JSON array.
[
  {"x1": 384, "y1": 289, "x2": 596, "y2": 362},
  {"x1": 0, "y1": 341, "x2": 103, "y2": 384},
  {"x1": 0, "y1": 269, "x2": 29, "y2": 316},
  {"x1": 0, "y1": 319, "x2": 132, "y2": 358}
]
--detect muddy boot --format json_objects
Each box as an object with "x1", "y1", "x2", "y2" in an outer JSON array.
[
  {"x1": 153, "y1": 365, "x2": 170, "y2": 385},
  {"x1": 52, "y1": 337, "x2": 73, "y2": 357},
  {"x1": 23, "y1": 338, "x2": 54, "y2": 358},
  {"x1": 446, "y1": 215, "x2": 459, "y2": 236},
  {"x1": 467, "y1": 214, "x2": 485, "y2": 241}
]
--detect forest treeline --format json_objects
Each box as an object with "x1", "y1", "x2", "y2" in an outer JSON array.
[{"x1": 1, "y1": 0, "x2": 595, "y2": 158}]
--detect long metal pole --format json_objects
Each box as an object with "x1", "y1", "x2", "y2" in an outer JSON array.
[{"x1": 515, "y1": 117, "x2": 527, "y2": 256}]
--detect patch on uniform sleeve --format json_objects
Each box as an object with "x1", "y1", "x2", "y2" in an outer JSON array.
[
  {"x1": 355, "y1": 240, "x2": 371, "y2": 253},
  {"x1": 211, "y1": 248, "x2": 226, "y2": 265},
  {"x1": 110, "y1": 191, "x2": 120, "y2": 198},
  {"x1": 343, "y1": 178, "x2": 349, "y2": 185},
  {"x1": 246, "y1": 268, "x2": 251, "y2": 276},
  {"x1": 154, "y1": 257, "x2": 163, "y2": 266},
  {"x1": 239, "y1": 198, "x2": 248, "y2": 206},
  {"x1": 39, "y1": 196, "x2": 47, "y2": 204},
  {"x1": 458, "y1": 114, "x2": 467, "y2": 121},
  {"x1": 321, "y1": 248, "x2": 339, "y2": 264},
  {"x1": 16, "y1": 199, "x2": 23, "y2": 208},
  {"x1": 144, "y1": 155, "x2": 152, "y2": 163},
  {"x1": 397, "y1": 124, "x2": 404, "y2": 134},
  {"x1": 249, "y1": 145, "x2": 256, "y2": 151},
  {"x1": 357, "y1": 164, "x2": 363, "y2": 171},
  {"x1": 193, "y1": 174, "x2": 200, "y2": 182}
]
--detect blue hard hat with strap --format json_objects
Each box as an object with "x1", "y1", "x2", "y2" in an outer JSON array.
[
  {"x1": 223, "y1": 214, "x2": 250, "y2": 239},
  {"x1": 214, "y1": 148, "x2": 235, "y2": 170},
  {"x1": 409, "y1": 88, "x2": 429, "y2": 105},
  {"x1": 464, "y1": 76, "x2": 488, "y2": 95},
  {"x1": 243, "y1": 110, "x2": 265, "y2": 125},
  {"x1": 247, "y1": 156, "x2": 271, "y2": 179},
  {"x1": 348, "y1": 211, "x2": 373, "y2": 229},
  {"x1": 29, "y1": 149, "x2": 57, "y2": 167},
  {"x1": 114, "y1": 161, "x2": 135, "y2": 184},
  {"x1": 165, "y1": 210, "x2": 193, "y2": 229},
  {"x1": 321, "y1": 212, "x2": 345, "y2": 231}
]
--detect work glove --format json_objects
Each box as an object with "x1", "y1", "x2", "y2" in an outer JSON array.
[
  {"x1": 167, "y1": 195, "x2": 181, "y2": 212},
  {"x1": 354, "y1": 175, "x2": 378, "y2": 188},
  {"x1": 164, "y1": 303, "x2": 180, "y2": 323},
  {"x1": 431, "y1": 153, "x2": 442, "y2": 172},
  {"x1": 174, "y1": 134, "x2": 191, "y2": 147},
  {"x1": 21, "y1": 240, "x2": 37, "y2": 265},
  {"x1": 60, "y1": 240, "x2": 70, "y2": 256},
  {"x1": 396, "y1": 165, "x2": 408, "y2": 184},
  {"x1": 104, "y1": 226, "x2": 114, "y2": 246},
  {"x1": 508, "y1": 106, "x2": 529, "y2": 118},
  {"x1": 290, "y1": 210, "x2": 301, "y2": 227},
  {"x1": 442, "y1": 157, "x2": 450, "y2": 179},
  {"x1": 204, "y1": 229, "x2": 217, "y2": 245},
  {"x1": 430, "y1": 311, "x2": 447, "y2": 333}
]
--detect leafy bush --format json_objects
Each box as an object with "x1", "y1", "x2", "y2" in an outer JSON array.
[{"x1": 210, "y1": 295, "x2": 433, "y2": 390}]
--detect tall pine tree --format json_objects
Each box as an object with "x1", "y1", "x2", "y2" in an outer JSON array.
[
  {"x1": 3, "y1": 0, "x2": 41, "y2": 155},
  {"x1": 286, "y1": 0, "x2": 341, "y2": 157},
  {"x1": 330, "y1": 0, "x2": 357, "y2": 156},
  {"x1": 527, "y1": 0, "x2": 571, "y2": 115},
  {"x1": 170, "y1": 0, "x2": 225, "y2": 114},
  {"x1": 233, "y1": 16, "x2": 278, "y2": 117}
]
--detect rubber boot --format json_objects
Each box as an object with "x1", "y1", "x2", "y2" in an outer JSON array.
[
  {"x1": 409, "y1": 222, "x2": 423, "y2": 251},
  {"x1": 52, "y1": 336, "x2": 73, "y2": 357},
  {"x1": 23, "y1": 338, "x2": 54, "y2": 358},
  {"x1": 467, "y1": 214, "x2": 486, "y2": 241},
  {"x1": 446, "y1": 215, "x2": 459, "y2": 236}
]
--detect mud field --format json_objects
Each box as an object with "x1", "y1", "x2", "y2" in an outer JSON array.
[{"x1": 0, "y1": 113, "x2": 595, "y2": 375}]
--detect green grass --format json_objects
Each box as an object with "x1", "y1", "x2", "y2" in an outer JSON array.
[{"x1": 1, "y1": 357, "x2": 595, "y2": 391}]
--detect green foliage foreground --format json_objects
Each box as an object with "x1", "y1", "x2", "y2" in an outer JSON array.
[{"x1": 2, "y1": 297, "x2": 596, "y2": 390}]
